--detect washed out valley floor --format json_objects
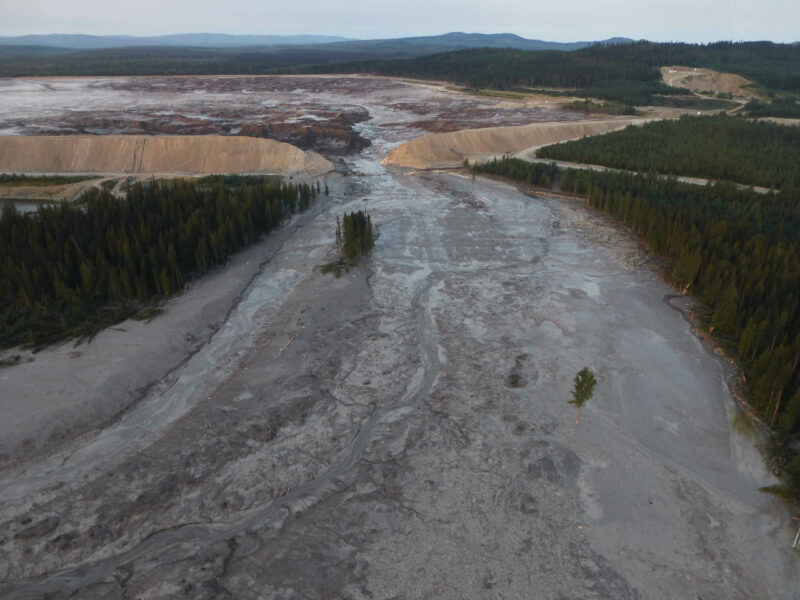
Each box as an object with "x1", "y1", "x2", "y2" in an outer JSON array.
[{"x1": 0, "y1": 76, "x2": 796, "y2": 599}]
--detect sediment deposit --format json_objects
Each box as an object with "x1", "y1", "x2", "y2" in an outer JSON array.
[
  {"x1": 0, "y1": 76, "x2": 585, "y2": 154},
  {"x1": 0, "y1": 135, "x2": 333, "y2": 176},
  {"x1": 383, "y1": 119, "x2": 643, "y2": 169},
  {"x1": 0, "y1": 76, "x2": 796, "y2": 600},
  {"x1": 661, "y1": 65, "x2": 757, "y2": 100}
]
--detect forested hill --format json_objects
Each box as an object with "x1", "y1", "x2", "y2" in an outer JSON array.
[
  {"x1": 0, "y1": 45, "x2": 377, "y2": 77},
  {"x1": 0, "y1": 32, "x2": 630, "y2": 51},
  {"x1": 577, "y1": 40, "x2": 800, "y2": 91},
  {"x1": 1, "y1": 40, "x2": 798, "y2": 104},
  {"x1": 0, "y1": 33, "x2": 631, "y2": 77},
  {"x1": 537, "y1": 115, "x2": 800, "y2": 190},
  {"x1": 302, "y1": 41, "x2": 800, "y2": 103},
  {"x1": 303, "y1": 45, "x2": 681, "y2": 105}
]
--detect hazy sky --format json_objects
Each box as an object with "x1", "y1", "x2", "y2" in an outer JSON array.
[{"x1": 3, "y1": 0, "x2": 799, "y2": 43}]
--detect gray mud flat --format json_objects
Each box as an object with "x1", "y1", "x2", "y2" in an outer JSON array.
[{"x1": 0, "y1": 78, "x2": 798, "y2": 599}]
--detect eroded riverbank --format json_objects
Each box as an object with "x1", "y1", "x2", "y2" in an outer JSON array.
[{"x1": 0, "y1": 76, "x2": 797, "y2": 599}]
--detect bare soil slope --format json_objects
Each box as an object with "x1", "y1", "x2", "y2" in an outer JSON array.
[
  {"x1": 661, "y1": 66, "x2": 757, "y2": 100},
  {"x1": 383, "y1": 119, "x2": 644, "y2": 169},
  {"x1": 0, "y1": 135, "x2": 333, "y2": 176}
]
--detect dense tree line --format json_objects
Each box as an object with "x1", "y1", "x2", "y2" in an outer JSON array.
[
  {"x1": 468, "y1": 158, "x2": 559, "y2": 188},
  {"x1": 562, "y1": 99, "x2": 639, "y2": 116},
  {"x1": 323, "y1": 210, "x2": 375, "y2": 277},
  {"x1": 0, "y1": 176, "x2": 317, "y2": 348},
  {"x1": 741, "y1": 97, "x2": 800, "y2": 119},
  {"x1": 472, "y1": 156, "x2": 800, "y2": 497},
  {"x1": 568, "y1": 40, "x2": 800, "y2": 92},
  {"x1": 0, "y1": 44, "x2": 390, "y2": 77},
  {"x1": 537, "y1": 115, "x2": 800, "y2": 189},
  {"x1": 2, "y1": 40, "x2": 798, "y2": 106},
  {"x1": 303, "y1": 46, "x2": 685, "y2": 105},
  {"x1": 647, "y1": 95, "x2": 735, "y2": 110},
  {"x1": 301, "y1": 41, "x2": 800, "y2": 104},
  {"x1": 0, "y1": 173, "x2": 97, "y2": 186}
]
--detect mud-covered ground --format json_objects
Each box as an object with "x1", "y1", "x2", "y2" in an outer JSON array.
[
  {"x1": 0, "y1": 76, "x2": 585, "y2": 156},
  {"x1": 0, "y1": 77, "x2": 797, "y2": 599}
]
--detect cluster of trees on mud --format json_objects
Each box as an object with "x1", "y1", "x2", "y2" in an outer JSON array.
[
  {"x1": 0, "y1": 176, "x2": 318, "y2": 348},
  {"x1": 339, "y1": 210, "x2": 374, "y2": 260},
  {"x1": 537, "y1": 115, "x2": 800, "y2": 190},
  {"x1": 472, "y1": 156, "x2": 800, "y2": 498},
  {"x1": 321, "y1": 210, "x2": 375, "y2": 277}
]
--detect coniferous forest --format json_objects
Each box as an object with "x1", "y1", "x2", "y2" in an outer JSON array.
[
  {"x1": 322, "y1": 210, "x2": 375, "y2": 277},
  {"x1": 340, "y1": 210, "x2": 375, "y2": 261},
  {"x1": 0, "y1": 176, "x2": 317, "y2": 348},
  {"x1": 741, "y1": 97, "x2": 800, "y2": 119},
  {"x1": 537, "y1": 115, "x2": 800, "y2": 190},
  {"x1": 305, "y1": 46, "x2": 685, "y2": 105},
  {"x1": 0, "y1": 173, "x2": 99, "y2": 186},
  {"x1": 3, "y1": 41, "x2": 798, "y2": 107},
  {"x1": 302, "y1": 41, "x2": 800, "y2": 105},
  {"x1": 472, "y1": 156, "x2": 800, "y2": 497}
]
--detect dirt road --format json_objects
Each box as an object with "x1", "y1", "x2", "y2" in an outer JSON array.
[
  {"x1": 0, "y1": 77, "x2": 797, "y2": 599},
  {"x1": 661, "y1": 66, "x2": 754, "y2": 101}
]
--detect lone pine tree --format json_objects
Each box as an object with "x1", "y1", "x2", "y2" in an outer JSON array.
[{"x1": 569, "y1": 367, "x2": 597, "y2": 424}]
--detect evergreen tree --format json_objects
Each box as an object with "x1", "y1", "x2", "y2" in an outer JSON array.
[
  {"x1": 471, "y1": 156, "x2": 800, "y2": 452},
  {"x1": 569, "y1": 367, "x2": 597, "y2": 424},
  {"x1": 0, "y1": 175, "x2": 317, "y2": 348}
]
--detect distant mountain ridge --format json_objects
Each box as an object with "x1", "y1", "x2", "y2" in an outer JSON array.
[
  {"x1": 0, "y1": 33, "x2": 353, "y2": 49},
  {"x1": 368, "y1": 32, "x2": 635, "y2": 51},
  {"x1": 0, "y1": 31, "x2": 634, "y2": 51}
]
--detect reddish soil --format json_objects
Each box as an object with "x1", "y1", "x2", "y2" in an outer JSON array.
[
  {"x1": 14, "y1": 108, "x2": 371, "y2": 156},
  {"x1": 0, "y1": 76, "x2": 591, "y2": 157}
]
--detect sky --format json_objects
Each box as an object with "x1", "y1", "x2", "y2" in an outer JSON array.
[{"x1": 2, "y1": 0, "x2": 799, "y2": 43}]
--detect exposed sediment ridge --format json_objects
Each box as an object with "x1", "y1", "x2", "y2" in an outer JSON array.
[
  {"x1": 0, "y1": 135, "x2": 333, "y2": 176},
  {"x1": 383, "y1": 119, "x2": 646, "y2": 169},
  {"x1": 661, "y1": 65, "x2": 756, "y2": 100}
]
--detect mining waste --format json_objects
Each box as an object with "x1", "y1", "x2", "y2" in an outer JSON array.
[
  {"x1": 0, "y1": 75, "x2": 797, "y2": 599},
  {"x1": 383, "y1": 118, "x2": 646, "y2": 169},
  {"x1": 0, "y1": 135, "x2": 333, "y2": 176}
]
